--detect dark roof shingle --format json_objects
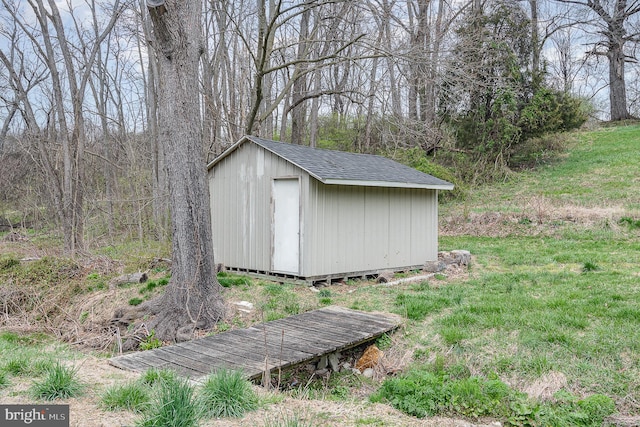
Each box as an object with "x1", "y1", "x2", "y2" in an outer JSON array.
[{"x1": 213, "y1": 136, "x2": 454, "y2": 190}]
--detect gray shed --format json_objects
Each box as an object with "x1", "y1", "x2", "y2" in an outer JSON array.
[{"x1": 207, "y1": 136, "x2": 454, "y2": 283}]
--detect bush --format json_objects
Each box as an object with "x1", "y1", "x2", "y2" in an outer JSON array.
[
  {"x1": 30, "y1": 363, "x2": 84, "y2": 400},
  {"x1": 199, "y1": 369, "x2": 258, "y2": 418}
]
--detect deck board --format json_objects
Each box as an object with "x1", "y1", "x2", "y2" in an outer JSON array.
[{"x1": 109, "y1": 306, "x2": 401, "y2": 380}]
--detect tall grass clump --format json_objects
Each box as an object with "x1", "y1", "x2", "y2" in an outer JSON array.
[
  {"x1": 101, "y1": 382, "x2": 149, "y2": 413},
  {"x1": 137, "y1": 375, "x2": 201, "y2": 427},
  {"x1": 30, "y1": 363, "x2": 84, "y2": 400},
  {"x1": 199, "y1": 368, "x2": 258, "y2": 418},
  {"x1": 0, "y1": 370, "x2": 9, "y2": 389}
]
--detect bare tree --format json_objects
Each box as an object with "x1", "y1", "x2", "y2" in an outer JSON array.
[
  {"x1": 143, "y1": 0, "x2": 225, "y2": 342},
  {"x1": 554, "y1": 0, "x2": 640, "y2": 120}
]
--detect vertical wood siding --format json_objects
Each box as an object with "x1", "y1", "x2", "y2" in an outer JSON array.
[
  {"x1": 303, "y1": 181, "x2": 438, "y2": 277},
  {"x1": 209, "y1": 143, "x2": 306, "y2": 272},
  {"x1": 209, "y1": 140, "x2": 439, "y2": 279}
]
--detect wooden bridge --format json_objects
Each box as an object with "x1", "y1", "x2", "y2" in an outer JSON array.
[{"x1": 109, "y1": 306, "x2": 402, "y2": 380}]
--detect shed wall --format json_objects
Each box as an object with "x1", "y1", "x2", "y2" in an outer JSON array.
[
  {"x1": 209, "y1": 143, "x2": 307, "y2": 273},
  {"x1": 303, "y1": 180, "x2": 438, "y2": 278}
]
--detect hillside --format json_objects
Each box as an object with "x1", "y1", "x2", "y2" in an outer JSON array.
[{"x1": 0, "y1": 125, "x2": 639, "y2": 426}]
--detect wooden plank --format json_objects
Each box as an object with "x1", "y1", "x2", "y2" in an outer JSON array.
[
  {"x1": 109, "y1": 306, "x2": 401, "y2": 380},
  {"x1": 201, "y1": 329, "x2": 314, "y2": 363}
]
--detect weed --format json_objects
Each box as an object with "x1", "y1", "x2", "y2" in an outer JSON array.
[
  {"x1": 0, "y1": 370, "x2": 9, "y2": 389},
  {"x1": 140, "y1": 281, "x2": 158, "y2": 294},
  {"x1": 129, "y1": 297, "x2": 144, "y2": 306},
  {"x1": 217, "y1": 272, "x2": 252, "y2": 288},
  {"x1": 140, "y1": 331, "x2": 162, "y2": 351},
  {"x1": 3, "y1": 357, "x2": 31, "y2": 376},
  {"x1": 577, "y1": 394, "x2": 616, "y2": 423},
  {"x1": 30, "y1": 363, "x2": 84, "y2": 400},
  {"x1": 199, "y1": 368, "x2": 257, "y2": 418},
  {"x1": 101, "y1": 382, "x2": 149, "y2": 413},
  {"x1": 139, "y1": 368, "x2": 176, "y2": 387},
  {"x1": 318, "y1": 289, "x2": 331, "y2": 298},
  {"x1": 137, "y1": 375, "x2": 201, "y2": 427},
  {"x1": 264, "y1": 413, "x2": 315, "y2": 427},
  {"x1": 619, "y1": 216, "x2": 640, "y2": 229},
  {"x1": 582, "y1": 261, "x2": 600, "y2": 273},
  {"x1": 0, "y1": 255, "x2": 19, "y2": 271},
  {"x1": 319, "y1": 297, "x2": 332, "y2": 305},
  {"x1": 375, "y1": 333, "x2": 392, "y2": 350}
]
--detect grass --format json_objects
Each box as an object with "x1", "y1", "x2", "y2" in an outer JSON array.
[
  {"x1": 137, "y1": 373, "x2": 201, "y2": 427},
  {"x1": 375, "y1": 125, "x2": 640, "y2": 422},
  {"x1": 101, "y1": 382, "x2": 150, "y2": 413},
  {"x1": 30, "y1": 363, "x2": 84, "y2": 400},
  {"x1": 199, "y1": 368, "x2": 258, "y2": 418},
  {"x1": 0, "y1": 124, "x2": 638, "y2": 424}
]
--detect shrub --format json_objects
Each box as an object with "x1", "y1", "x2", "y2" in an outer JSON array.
[
  {"x1": 30, "y1": 363, "x2": 84, "y2": 400},
  {"x1": 101, "y1": 382, "x2": 149, "y2": 413},
  {"x1": 199, "y1": 369, "x2": 258, "y2": 418}
]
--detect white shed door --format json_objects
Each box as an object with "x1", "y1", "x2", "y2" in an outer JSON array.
[{"x1": 272, "y1": 179, "x2": 300, "y2": 273}]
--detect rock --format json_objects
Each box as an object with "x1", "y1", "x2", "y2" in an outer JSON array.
[
  {"x1": 317, "y1": 355, "x2": 328, "y2": 370},
  {"x1": 234, "y1": 301, "x2": 254, "y2": 313},
  {"x1": 424, "y1": 260, "x2": 446, "y2": 273},
  {"x1": 362, "y1": 368, "x2": 374, "y2": 378},
  {"x1": 314, "y1": 368, "x2": 329, "y2": 376},
  {"x1": 451, "y1": 250, "x2": 471, "y2": 266},
  {"x1": 356, "y1": 344, "x2": 383, "y2": 372},
  {"x1": 376, "y1": 270, "x2": 394, "y2": 283},
  {"x1": 328, "y1": 352, "x2": 341, "y2": 371},
  {"x1": 341, "y1": 362, "x2": 352, "y2": 372}
]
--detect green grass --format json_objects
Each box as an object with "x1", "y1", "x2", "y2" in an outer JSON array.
[
  {"x1": 137, "y1": 373, "x2": 201, "y2": 427},
  {"x1": 378, "y1": 125, "x2": 640, "y2": 423},
  {"x1": 373, "y1": 359, "x2": 616, "y2": 425},
  {"x1": 0, "y1": 370, "x2": 9, "y2": 389},
  {"x1": 443, "y1": 125, "x2": 640, "y2": 216},
  {"x1": 217, "y1": 272, "x2": 252, "y2": 288},
  {"x1": 30, "y1": 363, "x2": 84, "y2": 400},
  {"x1": 101, "y1": 382, "x2": 150, "y2": 413},
  {"x1": 260, "y1": 282, "x2": 302, "y2": 321},
  {"x1": 199, "y1": 368, "x2": 258, "y2": 418}
]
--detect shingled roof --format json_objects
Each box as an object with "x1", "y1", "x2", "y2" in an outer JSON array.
[{"x1": 209, "y1": 136, "x2": 454, "y2": 190}]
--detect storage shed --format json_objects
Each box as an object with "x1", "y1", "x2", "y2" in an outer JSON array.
[{"x1": 207, "y1": 136, "x2": 454, "y2": 284}]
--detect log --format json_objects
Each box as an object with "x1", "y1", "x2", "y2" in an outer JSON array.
[
  {"x1": 376, "y1": 270, "x2": 394, "y2": 283},
  {"x1": 109, "y1": 272, "x2": 148, "y2": 290}
]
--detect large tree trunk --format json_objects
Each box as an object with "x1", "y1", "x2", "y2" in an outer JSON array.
[
  {"x1": 146, "y1": 0, "x2": 225, "y2": 342},
  {"x1": 608, "y1": 41, "x2": 631, "y2": 121}
]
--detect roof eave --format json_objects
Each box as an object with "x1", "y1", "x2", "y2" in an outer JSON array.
[
  {"x1": 206, "y1": 136, "x2": 248, "y2": 171},
  {"x1": 321, "y1": 178, "x2": 454, "y2": 190}
]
